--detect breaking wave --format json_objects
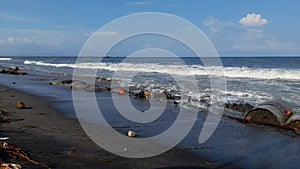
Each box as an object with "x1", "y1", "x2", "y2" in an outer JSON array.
[
  {"x1": 24, "y1": 60, "x2": 300, "y2": 80},
  {"x1": 0, "y1": 58, "x2": 11, "y2": 61}
]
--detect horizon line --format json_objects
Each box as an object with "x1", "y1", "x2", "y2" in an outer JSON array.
[{"x1": 1, "y1": 55, "x2": 300, "y2": 57}]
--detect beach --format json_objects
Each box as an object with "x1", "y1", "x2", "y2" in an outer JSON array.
[
  {"x1": 1, "y1": 57, "x2": 300, "y2": 168},
  {"x1": 0, "y1": 84, "x2": 218, "y2": 169},
  {"x1": 1, "y1": 1, "x2": 300, "y2": 168}
]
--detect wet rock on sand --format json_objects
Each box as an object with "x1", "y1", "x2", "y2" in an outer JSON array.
[
  {"x1": 83, "y1": 85, "x2": 111, "y2": 92},
  {"x1": 49, "y1": 80, "x2": 73, "y2": 86},
  {"x1": 225, "y1": 103, "x2": 254, "y2": 113},
  {"x1": 0, "y1": 110, "x2": 9, "y2": 122},
  {"x1": 64, "y1": 81, "x2": 87, "y2": 90},
  {"x1": 49, "y1": 79, "x2": 111, "y2": 92},
  {"x1": 0, "y1": 67, "x2": 27, "y2": 75},
  {"x1": 0, "y1": 109, "x2": 23, "y2": 123}
]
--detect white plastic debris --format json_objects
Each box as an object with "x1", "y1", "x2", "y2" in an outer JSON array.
[
  {"x1": 0, "y1": 137, "x2": 9, "y2": 141},
  {"x1": 127, "y1": 131, "x2": 136, "y2": 137}
]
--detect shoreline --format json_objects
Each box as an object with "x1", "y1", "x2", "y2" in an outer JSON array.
[
  {"x1": 1, "y1": 65, "x2": 300, "y2": 168},
  {"x1": 0, "y1": 84, "x2": 217, "y2": 168}
]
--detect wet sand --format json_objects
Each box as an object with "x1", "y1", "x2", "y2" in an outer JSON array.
[
  {"x1": 0, "y1": 84, "x2": 217, "y2": 169},
  {"x1": 2, "y1": 73, "x2": 300, "y2": 169}
]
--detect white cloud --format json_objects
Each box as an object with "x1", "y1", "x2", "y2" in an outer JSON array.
[
  {"x1": 239, "y1": 13, "x2": 268, "y2": 27},
  {"x1": 128, "y1": 1, "x2": 153, "y2": 5},
  {"x1": 0, "y1": 29, "x2": 89, "y2": 55},
  {"x1": 203, "y1": 17, "x2": 239, "y2": 33},
  {"x1": 230, "y1": 39, "x2": 297, "y2": 54},
  {"x1": 7, "y1": 37, "x2": 14, "y2": 44},
  {"x1": 0, "y1": 13, "x2": 39, "y2": 22},
  {"x1": 94, "y1": 31, "x2": 118, "y2": 36},
  {"x1": 202, "y1": 17, "x2": 298, "y2": 55},
  {"x1": 266, "y1": 38, "x2": 296, "y2": 50}
]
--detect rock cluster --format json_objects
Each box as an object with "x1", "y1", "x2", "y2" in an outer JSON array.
[
  {"x1": 224, "y1": 102, "x2": 254, "y2": 113},
  {"x1": 49, "y1": 79, "x2": 111, "y2": 92},
  {"x1": 0, "y1": 67, "x2": 27, "y2": 75}
]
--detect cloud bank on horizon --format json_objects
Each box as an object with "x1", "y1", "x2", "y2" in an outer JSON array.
[{"x1": 0, "y1": 0, "x2": 299, "y2": 56}]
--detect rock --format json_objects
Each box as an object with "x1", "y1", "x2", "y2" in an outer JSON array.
[
  {"x1": 84, "y1": 85, "x2": 110, "y2": 92},
  {"x1": 50, "y1": 80, "x2": 73, "y2": 86},
  {"x1": 8, "y1": 67, "x2": 19, "y2": 71},
  {"x1": 64, "y1": 81, "x2": 87, "y2": 90},
  {"x1": 69, "y1": 82, "x2": 87, "y2": 90},
  {"x1": 163, "y1": 90, "x2": 181, "y2": 100},
  {"x1": 97, "y1": 77, "x2": 112, "y2": 84},
  {"x1": 0, "y1": 115, "x2": 9, "y2": 122},
  {"x1": 0, "y1": 67, "x2": 27, "y2": 75},
  {"x1": 17, "y1": 101, "x2": 25, "y2": 109},
  {"x1": 49, "y1": 81, "x2": 63, "y2": 86},
  {"x1": 50, "y1": 79, "x2": 111, "y2": 93},
  {"x1": 173, "y1": 100, "x2": 181, "y2": 105},
  {"x1": 163, "y1": 91, "x2": 174, "y2": 99},
  {"x1": 132, "y1": 90, "x2": 151, "y2": 100},
  {"x1": 0, "y1": 109, "x2": 8, "y2": 115},
  {"x1": 127, "y1": 131, "x2": 136, "y2": 137},
  {"x1": 225, "y1": 103, "x2": 254, "y2": 113},
  {"x1": 61, "y1": 80, "x2": 73, "y2": 84},
  {"x1": 0, "y1": 110, "x2": 9, "y2": 122},
  {"x1": 199, "y1": 94, "x2": 211, "y2": 103}
]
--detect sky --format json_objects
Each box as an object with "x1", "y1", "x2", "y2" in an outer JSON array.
[{"x1": 0, "y1": 0, "x2": 300, "y2": 56}]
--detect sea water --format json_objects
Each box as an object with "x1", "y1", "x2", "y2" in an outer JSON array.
[{"x1": 1, "y1": 56, "x2": 300, "y2": 108}]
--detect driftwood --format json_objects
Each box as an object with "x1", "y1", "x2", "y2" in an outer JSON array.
[{"x1": 0, "y1": 141, "x2": 50, "y2": 169}]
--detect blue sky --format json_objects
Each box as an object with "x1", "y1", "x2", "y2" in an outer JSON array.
[{"x1": 0, "y1": 0, "x2": 300, "y2": 56}]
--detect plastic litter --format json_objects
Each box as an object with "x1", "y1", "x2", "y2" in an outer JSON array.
[
  {"x1": 0, "y1": 138, "x2": 9, "y2": 141},
  {"x1": 127, "y1": 131, "x2": 136, "y2": 137}
]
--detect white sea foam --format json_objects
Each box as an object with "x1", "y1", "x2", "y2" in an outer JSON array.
[
  {"x1": 23, "y1": 60, "x2": 300, "y2": 80},
  {"x1": 0, "y1": 58, "x2": 11, "y2": 61}
]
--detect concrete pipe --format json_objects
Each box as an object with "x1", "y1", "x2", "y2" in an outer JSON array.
[{"x1": 244, "y1": 100, "x2": 298, "y2": 126}]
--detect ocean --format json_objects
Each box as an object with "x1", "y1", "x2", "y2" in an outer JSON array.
[{"x1": 1, "y1": 56, "x2": 300, "y2": 111}]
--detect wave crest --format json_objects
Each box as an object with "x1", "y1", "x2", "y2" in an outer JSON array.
[
  {"x1": 0, "y1": 58, "x2": 11, "y2": 61},
  {"x1": 23, "y1": 60, "x2": 300, "y2": 80}
]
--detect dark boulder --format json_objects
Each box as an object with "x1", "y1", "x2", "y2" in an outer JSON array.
[{"x1": 0, "y1": 67, "x2": 27, "y2": 75}]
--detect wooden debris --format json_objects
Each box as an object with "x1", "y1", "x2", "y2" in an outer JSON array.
[{"x1": 0, "y1": 141, "x2": 50, "y2": 169}]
